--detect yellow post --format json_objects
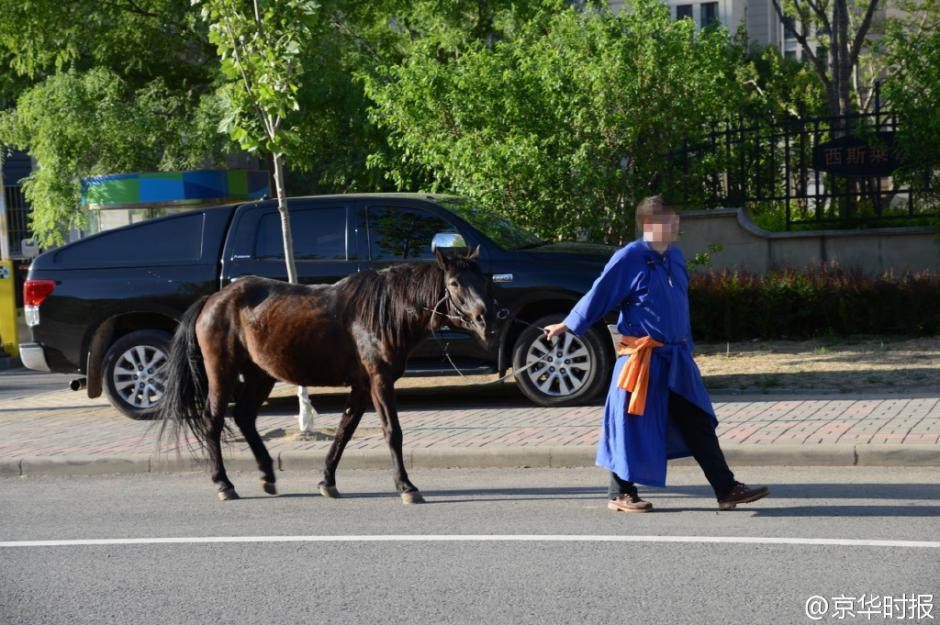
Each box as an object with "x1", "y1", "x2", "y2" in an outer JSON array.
[{"x1": 0, "y1": 260, "x2": 17, "y2": 357}]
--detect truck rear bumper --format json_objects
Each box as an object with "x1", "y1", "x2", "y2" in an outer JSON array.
[{"x1": 18, "y1": 343, "x2": 51, "y2": 372}]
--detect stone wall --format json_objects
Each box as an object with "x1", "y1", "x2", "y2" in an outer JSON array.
[{"x1": 679, "y1": 208, "x2": 940, "y2": 275}]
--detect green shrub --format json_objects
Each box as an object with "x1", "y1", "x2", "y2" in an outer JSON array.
[{"x1": 689, "y1": 263, "x2": 940, "y2": 341}]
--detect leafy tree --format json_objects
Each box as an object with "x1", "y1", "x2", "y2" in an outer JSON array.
[
  {"x1": 197, "y1": 0, "x2": 320, "y2": 431},
  {"x1": 886, "y1": 0, "x2": 940, "y2": 42},
  {"x1": 0, "y1": 1, "x2": 232, "y2": 245},
  {"x1": 882, "y1": 5, "x2": 940, "y2": 194},
  {"x1": 364, "y1": 0, "x2": 747, "y2": 243},
  {"x1": 0, "y1": 0, "x2": 556, "y2": 239},
  {"x1": 0, "y1": 0, "x2": 215, "y2": 88},
  {"x1": 0, "y1": 69, "x2": 230, "y2": 246},
  {"x1": 276, "y1": 0, "x2": 413, "y2": 194},
  {"x1": 198, "y1": 0, "x2": 319, "y2": 284},
  {"x1": 768, "y1": 0, "x2": 882, "y2": 120},
  {"x1": 736, "y1": 44, "x2": 827, "y2": 121},
  {"x1": 290, "y1": 0, "x2": 549, "y2": 195}
]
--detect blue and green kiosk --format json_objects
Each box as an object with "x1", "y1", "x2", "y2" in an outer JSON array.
[{"x1": 2, "y1": 169, "x2": 268, "y2": 360}]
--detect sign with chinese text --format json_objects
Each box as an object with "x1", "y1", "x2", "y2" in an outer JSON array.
[{"x1": 812, "y1": 133, "x2": 899, "y2": 177}]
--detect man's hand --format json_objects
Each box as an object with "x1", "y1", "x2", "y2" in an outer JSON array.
[{"x1": 543, "y1": 322, "x2": 569, "y2": 340}]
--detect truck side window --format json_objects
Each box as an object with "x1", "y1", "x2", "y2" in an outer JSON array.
[
  {"x1": 52, "y1": 213, "x2": 205, "y2": 265},
  {"x1": 367, "y1": 206, "x2": 456, "y2": 261},
  {"x1": 255, "y1": 208, "x2": 347, "y2": 260}
]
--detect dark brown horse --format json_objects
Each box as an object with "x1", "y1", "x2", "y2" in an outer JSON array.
[{"x1": 159, "y1": 247, "x2": 497, "y2": 503}]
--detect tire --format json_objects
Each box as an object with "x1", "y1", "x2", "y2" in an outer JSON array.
[
  {"x1": 511, "y1": 313, "x2": 613, "y2": 407},
  {"x1": 102, "y1": 330, "x2": 172, "y2": 420}
]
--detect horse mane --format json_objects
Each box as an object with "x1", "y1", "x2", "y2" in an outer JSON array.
[{"x1": 334, "y1": 257, "x2": 478, "y2": 350}]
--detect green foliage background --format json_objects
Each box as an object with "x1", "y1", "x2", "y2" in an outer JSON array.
[
  {"x1": 882, "y1": 11, "x2": 940, "y2": 200},
  {"x1": 363, "y1": 0, "x2": 750, "y2": 243},
  {"x1": 0, "y1": 0, "x2": 935, "y2": 247}
]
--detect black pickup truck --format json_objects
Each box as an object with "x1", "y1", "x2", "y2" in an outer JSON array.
[{"x1": 20, "y1": 193, "x2": 619, "y2": 419}]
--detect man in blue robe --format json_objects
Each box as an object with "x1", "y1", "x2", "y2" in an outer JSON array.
[{"x1": 544, "y1": 196, "x2": 769, "y2": 512}]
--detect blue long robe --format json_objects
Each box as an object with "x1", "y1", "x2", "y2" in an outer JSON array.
[{"x1": 562, "y1": 239, "x2": 718, "y2": 487}]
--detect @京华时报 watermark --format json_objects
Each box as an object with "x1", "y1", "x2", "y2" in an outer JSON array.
[{"x1": 805, "y1": 594, "x2": 934, "y2": 621}]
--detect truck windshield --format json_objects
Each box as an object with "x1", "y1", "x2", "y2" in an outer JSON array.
[{"x1": 437, "y1": 198, "x2": 545, "y2": 250}]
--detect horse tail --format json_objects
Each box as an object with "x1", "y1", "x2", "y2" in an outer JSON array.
[{"x1": 158, "y1": 295, "x2": 211, "y2": 451}]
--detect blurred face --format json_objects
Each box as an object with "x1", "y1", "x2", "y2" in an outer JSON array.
[{"x1": 642, "y1": 212, "x2": 679, "y2": 245}]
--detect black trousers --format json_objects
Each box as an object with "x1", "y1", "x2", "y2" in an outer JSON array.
[{"x1": 607, "y1": 391, "x2": 737, "y2": 501}]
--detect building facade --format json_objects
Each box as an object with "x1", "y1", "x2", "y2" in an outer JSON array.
[
  {"x1": 609, "y1": 0, "x2": 899, "y2": 63},
  {"x1": 608, "y1": 0, "x2": 804, "y2": 56}
]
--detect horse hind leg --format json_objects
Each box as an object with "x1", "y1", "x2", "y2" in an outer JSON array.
[
  {"x1": 233, "y1": 371, "x2": 277, "y2": 495},
  {"x1": 205, "y1": 401, "x2": 238, "y2": 501},
  {"x1": 318, "y1": 386, "x2": 368, "y2": 499}
]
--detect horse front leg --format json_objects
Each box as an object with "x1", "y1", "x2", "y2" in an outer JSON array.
[
  {"x1": 318, "y1": 386, "x2": 368, "y2": 499},
  {"x1": 370, "y1": 376, "x2": 423, "y2": 504}
]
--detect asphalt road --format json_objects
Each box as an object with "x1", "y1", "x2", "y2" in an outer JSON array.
[{"x1": 1, "y1": 466, "x2": 938, "y2": 625}]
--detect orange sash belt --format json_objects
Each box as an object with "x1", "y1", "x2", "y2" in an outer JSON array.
[{"x1": 616, "y1": 335, "x2": 665, "y2": 416}]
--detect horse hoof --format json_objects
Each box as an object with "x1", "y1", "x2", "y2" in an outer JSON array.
[
  {"x1": 217, "y1": 488, "x2": 240, "y2": 501},
  {"x1": 261, "y1": 481, "x2": 277, "y2": 496},
  {"x1": 401, "y1": 491, "x2": 425, "y2": 505},
  {"x1": 319, "y1": 482, "x2": 341, "y2": 499}
]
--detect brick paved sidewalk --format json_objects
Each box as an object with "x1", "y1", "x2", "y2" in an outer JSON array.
[{"x1": 0, "y1": 383, "x2": 938, "y2": 477}]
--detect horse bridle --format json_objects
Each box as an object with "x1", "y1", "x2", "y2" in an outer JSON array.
[
  {"x1": 425, "y1": 283, "x2": 511, "y2": 330},
  {"x1": 427, "y1": 290, "x2": 467, "y2": 327},
  {"x1": 423, "y1": 284, "x2": 560, "y2": 386}
]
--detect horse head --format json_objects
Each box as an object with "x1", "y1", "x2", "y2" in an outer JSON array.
[{"x1": 433, "y1": 245, "x2": 501, "y2": 350}]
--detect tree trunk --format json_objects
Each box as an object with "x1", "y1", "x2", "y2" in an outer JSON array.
[
  {"x1": 265, "y1": 152, "x2": 277, "y2": 203},
  {"x1": 836, "y1": 0, "x2": 853, "y2": 118},
  {"x1": 297, "y1": 386, "x2": 317, "y2": 435},
  {"x1": 272, "y1": 152, "x2": 299, "y2": 284},
  {"x1": 271, "y1": 153, "x2": 310, "y2": 433}
]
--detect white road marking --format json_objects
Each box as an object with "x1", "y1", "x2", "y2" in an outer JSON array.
[{"x1": 1, "y1": 535, "x2": 937, "y2": 549}]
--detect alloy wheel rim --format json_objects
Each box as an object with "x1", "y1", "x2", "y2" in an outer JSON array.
[
  {"x1": 112, "y1": 345, "x2": 168, "y2": 409},
  {"x1": 523, "y1": 332, "x2": 592, "y2": 397}
]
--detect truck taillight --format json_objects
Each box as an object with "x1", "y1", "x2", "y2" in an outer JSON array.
[{"x1": 24, "y1": 280, "x2": 56, "y2": 307}]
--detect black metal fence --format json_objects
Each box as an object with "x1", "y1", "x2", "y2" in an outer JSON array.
[
  {"x1": 666, "y1": 100, "x2": 936, "y2": 230},
  {"x1": 3, "y1": 185, "x2": 31, "y2": 257},
  {"x1": 2, "y1": 144, "x2": 34, "y2": 257}
]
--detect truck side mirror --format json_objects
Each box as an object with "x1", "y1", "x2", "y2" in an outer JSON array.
[{"x1": 431, "y1": 232, "x2": 467, "y2": 252}]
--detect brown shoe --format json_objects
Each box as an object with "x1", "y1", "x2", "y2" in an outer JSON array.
[
  {"x1": 608, "y1": 493, "x2": 653, "y2": 513},
  {"x1": 718, "y1": 483, "x2": 769, "y2": 510}
]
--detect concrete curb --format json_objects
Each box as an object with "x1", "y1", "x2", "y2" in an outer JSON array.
[
  {"x1": 0, "y1": 458, "x2": 22, "y2": 477},
  {"x1": 20, "y1": 455, "x2": 150, "y2": 477},
  {"x1": 856, "y1": 444, "x2": 940, "y2": 466},
  {"x1": 2, "y1": 444, "x2": 938, "y2": 478}
]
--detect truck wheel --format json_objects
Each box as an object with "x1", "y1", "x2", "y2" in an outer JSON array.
[
  {"x1": 102, "y1": 330, "x2": 172, "y2": 420},
  {"x1": 511, "y1": 314, "x2": 612, "y2": 407}
]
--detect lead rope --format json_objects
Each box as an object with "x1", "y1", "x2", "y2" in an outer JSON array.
[{"x1": 423, "y1": 295, "x2": 557, "y2": 386}]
